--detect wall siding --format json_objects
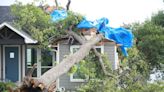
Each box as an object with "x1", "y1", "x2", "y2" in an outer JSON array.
[
  {"x1": 104, "y1": 42, "x2": 116, "y2": 69},
  {"x1": 59, "y1": 43, "x2": 84, "y2": 91}
]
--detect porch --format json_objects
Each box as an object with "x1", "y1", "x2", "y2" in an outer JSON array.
[{"x1": 0, "y1": 22, "x2": 58, "y2": 82}]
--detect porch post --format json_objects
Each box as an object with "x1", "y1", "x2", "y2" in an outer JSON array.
[
  {"x1": 0, "y1": 45, "x2": 1, "y2": 80},
  {"x1": 37, "y1": 48, "x2": 41, "y2": 77},
  {"x1": 114, "y1": 45, "x2": 119, "y2": 70},
  {"x1": 22, "y1": 45, "x2": 26, "y2": 79},
  {"x1": 56, "y1": 43, "x2": 60, "y2": 89}
]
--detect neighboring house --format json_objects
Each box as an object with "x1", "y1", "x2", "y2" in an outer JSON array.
[
  {"x1": 50, "y1": 36, "x2": 119, "y2": 91},
  {"x1": 0, "y1": 6, "x2": 119, "y2": 91}
]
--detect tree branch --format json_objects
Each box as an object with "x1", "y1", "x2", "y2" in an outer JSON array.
[
  {"x1": 55, "y1": 0, "x2": 58, "y2": 9},
  {"x1": 66, "y1": 30, "x2": 85, "y2": 44},
  {"x1": 92, "y1": 48, "x2": 117, "y2": 79},
  {"x1": 49, "y1": 34, "x2": 70, "y2": 44},
  {"x1": 66, "y1": 0, "x2": 71, "y2": 10}
]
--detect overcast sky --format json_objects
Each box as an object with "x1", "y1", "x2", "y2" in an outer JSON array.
[{"x1": 0, "y1": 0, "x2": 164, "y2": 27}]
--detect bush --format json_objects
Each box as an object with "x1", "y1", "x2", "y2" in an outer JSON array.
[{"x1": 0, "y1": 82, "x2": 16, "y2": 92}]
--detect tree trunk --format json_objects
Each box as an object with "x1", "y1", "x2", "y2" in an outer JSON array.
[{"x1": 37, "y1": 34, "x2": 103, "y2": 87}]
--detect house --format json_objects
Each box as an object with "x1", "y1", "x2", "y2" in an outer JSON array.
[
  {"x1": 49, "y1": 28, "x2": 119, "y2": 91},
  {"x1": 0, "y1": 6, "x2": 119, "y2": 91},
  {"x1": 0, "y1": 6, "x2": 39, "y2": 82}
]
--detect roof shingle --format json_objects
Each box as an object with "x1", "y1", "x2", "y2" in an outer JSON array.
[{"x1": 0, "y1": 6, "x2": 15, "y2": 24}]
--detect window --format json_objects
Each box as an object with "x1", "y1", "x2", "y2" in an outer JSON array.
[
  {"x1": 41, "y1": 50, "x2": 54, "y2": 75},
  {"x1": 26, "y1": 48, "x2": 56, "y2": 77},
  {"x1": 70, "y1": 45, "x2": 104, "y2": 82},
  {"x1": 26, "y1": 48, "x2": 37, "y2": 77}
]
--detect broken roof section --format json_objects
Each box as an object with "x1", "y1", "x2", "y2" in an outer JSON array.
[{"x1": 77, "y1": 18, "x2": 133, "y2": 56}]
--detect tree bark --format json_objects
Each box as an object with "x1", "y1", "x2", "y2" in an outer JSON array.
[{"x1": 37, "y1": 34, "x2": 103, "y2": 88}]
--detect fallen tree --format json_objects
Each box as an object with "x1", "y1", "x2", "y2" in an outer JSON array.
[
  {"x1": 11, "y1": 30, "x2": 105, "y2": 92},
  {"x1": 9, "y1": 1, "x2": 108, "y2": 91}
]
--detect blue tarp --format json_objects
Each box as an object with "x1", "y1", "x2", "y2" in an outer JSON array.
[
  {"x1": 95, "y1": 17, "x2": 109, "y2": 32},
  {"x1": 104, "y1": 27, "x2": 133, "y2": 56},
  {"x1": 77, "y1": 18, "x2": 133, "y2": 56},
  {"x1": 49, "y1": 10, "x2": 133, "y2": 56},
  {"x1": 77, "y1": 17, "x2": 109, "y2": 30},
  {"x1": 77, "y1": 19, "x2": 95, "y2": 29},
  {"x1": 50, "y1": 10, "x2": 67, "y2": 22}
]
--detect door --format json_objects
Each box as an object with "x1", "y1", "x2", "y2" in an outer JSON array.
[{"x1": 5, "y1": 47, "x2": 19, "y2": 82}]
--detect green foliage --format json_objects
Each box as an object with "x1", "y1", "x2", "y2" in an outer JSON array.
[
  {"x1": 69, "y1": 51, "x2": 104, "y2": 79},
  {"x1": 77, "y1": 47, "x2": 158, "y2": 92},
  {"x1": 11, "y1": 3, "x2": 55, "y2": 48},
  {"x1": 121, "y1": 82, "x2": 164, "y2": 92},
  {"x1": 124, "y1": 47, "x2": 149, "y2": 78},
  {"x1": 69, "y1": 65, "x2": 78, "y2": 74},
  {"x1": 151, "y1": 11, "x2": 164, "y2": 27},
  {"x1": 76, "y1": 51, "x2": 117, "y2": 92},
  {"x1": 0, "y1": 82, "x2": 16, "y2": 92},
  {"x1": 11, "y1": 2, "x2": 83, "y2": 48},
  {"x1": 79, "y1": 51, "x2": 105, "y2": 79},
  {"x1": 77, "y1": 78, "x2": 118, "y2": 92},
  {"x1": 53, "y1": 11, "x2": 83, "y2": 35},
  {"x1": 133, "y1": 21, "x2": 164, "y2": 69}
]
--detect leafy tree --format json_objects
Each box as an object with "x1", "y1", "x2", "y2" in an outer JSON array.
[
  {"x1": 77, "y1": 47, "x2": 164, "y2": 92},
  {"x1": 11, "y1": 2, "x2": 83, "y2": 49},
  {"x1": 11, "y1": 2, "x2": 55, "y2": 48},
  {"x1": 151, "y1": 11, "x2": 164, "y2": 27},
  {"x1": 133, "y1": 21, "x2": 164, "y2": 69}
]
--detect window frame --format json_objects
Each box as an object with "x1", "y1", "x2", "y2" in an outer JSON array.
[
  {"x1": 26, "y1": 48, "x2": 38, "y2": 77},
  {"x1": 26, "y1": 47, "x2": 56, "y2": 77},
  {"x1": 41, "y1": 50, "x2": 55, "y2": 75},
  {"x1": 70, "y1": 45, "x2": 104, "y2": 82}
]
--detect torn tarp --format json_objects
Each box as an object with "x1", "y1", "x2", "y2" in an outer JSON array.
[
  {"x1": 104, "y1": 27, "x2": 133, "y2": 56},
  {"x1": 104, "y1": 27, "x2": 133, "y2": 48},
  {"x1": 77, "y1": 19, "x2": 95, "y2": 29},
  {"x1": 77, "y1": 18, "x2": 133, "y2": 56},
  {"x1": 50, "y1": 9, "x2": 67, "y2": 22},
  {"x1": 95, "y1": 17, "x2": 109, "y2": 32},
  {"x1": 77, "y1": 17, "x2": 109, "y2": 30}
]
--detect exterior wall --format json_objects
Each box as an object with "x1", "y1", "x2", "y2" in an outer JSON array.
[
  {"x1": 59, "y1": 43, "x2": 83, "y2": 91},
  {"x1": 58, "y1": 41, "x2": 118, "y2": 91},
  {"x1": 104, "y1": 42, "x2": 118, "y2": 69},
  {"x1": 0, "y1": 26, "x2": 28, "y2": 81}
]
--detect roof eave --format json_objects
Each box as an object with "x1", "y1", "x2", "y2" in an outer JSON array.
[{"x1": 0, "y1": 22, "x2": 38, "y2": 44}]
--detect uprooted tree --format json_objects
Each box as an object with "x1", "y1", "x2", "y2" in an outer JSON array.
[{"x1": 6, "y1": 0, "x2": 134, "y2": 92}]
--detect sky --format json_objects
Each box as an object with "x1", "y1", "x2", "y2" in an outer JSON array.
[{"x1": 0, "y1": 0, "x2": 164, "y2": 27}]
